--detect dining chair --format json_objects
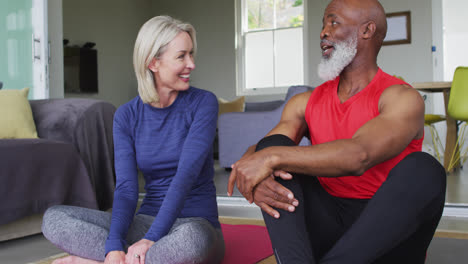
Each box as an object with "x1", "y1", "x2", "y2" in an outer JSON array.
[
  {"x1": 424, "y1": 113, "x2": 446, "y2": 163},
  {"x1": 447, "y1": 66, "x2": 468, "y2": 172}
]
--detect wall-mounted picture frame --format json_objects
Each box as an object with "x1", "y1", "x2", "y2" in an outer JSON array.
[{"x1": 383, "y1": 11, "x2": 411, "y2": 46}]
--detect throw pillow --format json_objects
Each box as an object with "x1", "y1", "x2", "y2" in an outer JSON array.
[
  {"x1": 0, "y1": 88, "x2": 38, "y2": 139},
  {"x1": 218, "y1": 96, "x2": 245, "y2": 116}
]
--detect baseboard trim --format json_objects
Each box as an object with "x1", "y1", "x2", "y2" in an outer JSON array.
[
  {"x1": 443, "y1": 204, "x2": 468, "y2": 218},
  {"x1": 217, "y1": 197, "x2": 468, "y2": 219},
  {"x1": 217, "y1": 196, "x2": 263, "y2": 219}
]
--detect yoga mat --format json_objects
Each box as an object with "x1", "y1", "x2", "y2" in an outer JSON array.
[{"x1": 221, "y1": 223, "x2": 273, "y2": 264}]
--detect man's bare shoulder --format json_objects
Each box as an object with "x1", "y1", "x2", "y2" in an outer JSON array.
[
  {"x1": 289, "y1": 90, "x2": 314, "y2": 104},
  {"x1": 379, "y1": 84, "x2": 425, "y2": 114},
  {"x1": 277, "y1": 90, "x2": 314, "y2": 123},
  {"x1": 285, "y1": 90, "x2": 314, "y2": 113},
  {"x1": 381, "y1": 83, "x2": 419, "y2": 94}
]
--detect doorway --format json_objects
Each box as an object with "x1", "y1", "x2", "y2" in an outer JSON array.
[{"x1": 432, "y1": 0, "x2": 468, "y2": 206}]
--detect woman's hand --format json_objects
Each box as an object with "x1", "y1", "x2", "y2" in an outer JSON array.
[
  {"x1": 125, "y1": 239, "x2": 155, "y2": 264},
  {"x1": 104, "y1": 251, "x2": 125, "y2": 264}
]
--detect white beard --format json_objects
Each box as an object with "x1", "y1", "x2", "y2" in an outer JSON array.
[{"x1": 317, "y1": 36, "x2": 358, "y2": 81}]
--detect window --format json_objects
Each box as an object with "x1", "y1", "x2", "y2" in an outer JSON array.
[{"x1": 236, "y1": 0, "x2": 306, "y2": 95}]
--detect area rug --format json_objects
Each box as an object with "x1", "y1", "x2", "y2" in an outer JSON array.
[
  {"x1": 221, "y1": 223, "x2": 273, "y2": 264},
  {"x1": 29, "y1": 219, "x2": 274, "y2": 264}
]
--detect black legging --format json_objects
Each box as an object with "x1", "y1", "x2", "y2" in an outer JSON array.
[{"x1": 256, "y1": 134, "x2": 446, "y2": 264}]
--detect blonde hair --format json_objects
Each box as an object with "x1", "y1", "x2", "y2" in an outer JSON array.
[{"x1": 133, "y1": 16, "x2": 197, "y2": 104}]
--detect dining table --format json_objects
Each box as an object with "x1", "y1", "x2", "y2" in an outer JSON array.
[{"x1": 412, "y1": 81, "x2": 458, "y2": 171}]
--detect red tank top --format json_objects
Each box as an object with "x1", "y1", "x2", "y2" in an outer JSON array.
[{"x1": 304, "y1": 68, "x2": 423, "y2": 199}]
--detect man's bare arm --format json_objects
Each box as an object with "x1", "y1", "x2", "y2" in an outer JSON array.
[
  {"x1": 271, "y1": 85, "x2": 424, "y2": 174},
  {"x1": 232, "y1": 85, "x2": 425, "y2": 201}
]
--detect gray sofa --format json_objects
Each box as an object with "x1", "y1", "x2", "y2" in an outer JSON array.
[
  {"x1": 217, "y1": 85, "x2": 314, "y2": 168},
  {"x1": 0, "y1": 98, "x2": 116, "y2": 241}
]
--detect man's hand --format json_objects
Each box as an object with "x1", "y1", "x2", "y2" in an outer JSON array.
[
  {"x1": 104, "y1": 251, "x2": 125, "y2": 264},
  {"x1": 125, "y1": 239, "x2": 155, "y2": 264},
  {"x1": 253, "y1": 174, "x2": 298, "y2": 218},
  {"x1": 228, "y1": 150, "x2": 275, "y2": 202},
  {"x1": 227, "y1": 145, "x2": 255, "y2": 197}
]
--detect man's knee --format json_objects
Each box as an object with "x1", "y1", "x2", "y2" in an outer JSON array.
[
  {"x1": 397, "y1": 152, "x2": 446, "y2": 182},
  {"x1": 390, "y1": 152, "x2": 446, "y2": 200},
  {"x1": 256, "y1": 134, "x2": 296, "y2": 152}
]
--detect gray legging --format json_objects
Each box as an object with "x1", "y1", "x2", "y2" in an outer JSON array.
[{"x1": 42, "y1": 205, "x2": 225, "y2": 264}]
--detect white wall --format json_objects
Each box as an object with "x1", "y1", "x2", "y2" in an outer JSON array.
[
  {"x1": 152, "y1": 0, "x2": 434, "y2": 101},
  {"x1": 432, "y1": 0, "x2": 444, "y2": 83},
  {"x1": 48, "y1": 0, "x2": 64, "y2": 98},
  {"x1": 60, "y1": 0, "x2": 435, "y2": 105},
  {"x1": 151, "y1": 0, "x2": 239, "y2": 100},
  {"x1": 62, "y1": 0, "x2": 153, "y2": 107},
  {"x1": 443, "y1": 0, "x2": 468, "y2": 80},
  {"x1": 378, "y1": 0, "x2": 433, "y2": 83}
]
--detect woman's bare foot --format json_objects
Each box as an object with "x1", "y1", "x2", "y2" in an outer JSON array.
[{"x1": 52, "y1": 255, "x2": 102, "y2": 264}]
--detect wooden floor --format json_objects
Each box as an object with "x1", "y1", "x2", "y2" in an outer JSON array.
[{"x1": 219, "y1": 216, "x2": 266, "y2": 226}]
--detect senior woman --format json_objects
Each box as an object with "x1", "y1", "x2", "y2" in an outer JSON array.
[{"x1": 42, "y1": 16, "x2": 225, "y2": 264}]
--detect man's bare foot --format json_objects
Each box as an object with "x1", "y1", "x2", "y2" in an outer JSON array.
[{"x1": 52, "y1": 255, "x2": 102, "y2": 264}]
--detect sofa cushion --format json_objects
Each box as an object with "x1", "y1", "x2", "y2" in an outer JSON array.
[
  {"x1": 244, "y1": 100, "x2": 284, "y2": 112},
  {"x1": 217, "y1": 85, "x2": 314, "y2": 168},
  {"x1": 218, "y1": 96, "x2": 245, "y2": 116},
  {"x1": 0, "y1": 88, "x2": 38, "y2": 139}
]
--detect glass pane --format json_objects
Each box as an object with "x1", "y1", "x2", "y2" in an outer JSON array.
[
  {"x1": 274, "y1": 27, "x2": 303, "y2": 86},
  {"x1": 276, "y1": 0, "x2": 304, "y2": 28},
  {"x1": 0, "y1": 0, "x2": 33, "y2": 97},
  {"x1": 247, "y1": 0, "x2": 274, "y2": 30},
  {"x1": 245, "y1": 31, "x2": 274, "y2": 89}
]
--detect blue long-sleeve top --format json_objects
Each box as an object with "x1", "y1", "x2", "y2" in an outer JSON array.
[{"x1": 105, "y1": 87, "x2": 220, "y2": 255}]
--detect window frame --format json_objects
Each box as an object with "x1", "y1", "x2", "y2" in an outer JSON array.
[{"x1": 235, "y1": 0, "x2": 309, "y2": 96}]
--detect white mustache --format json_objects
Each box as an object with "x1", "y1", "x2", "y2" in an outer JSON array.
[{"x1": 320, "y1": 39, "x2": 335, "y2": 46}]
